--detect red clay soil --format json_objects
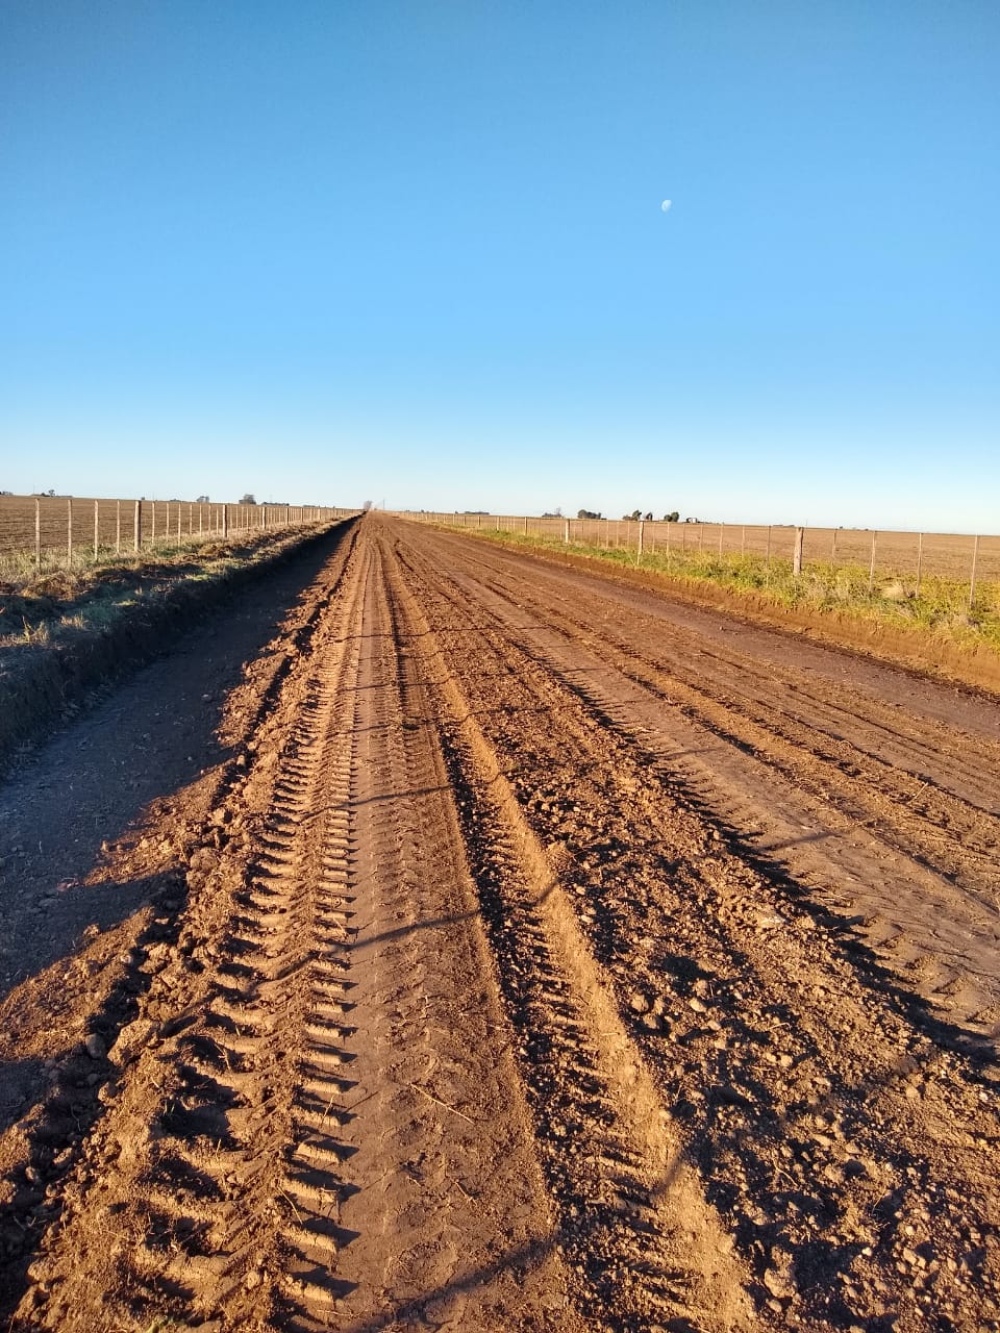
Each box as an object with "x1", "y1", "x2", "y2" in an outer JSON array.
[{"x1": 0, "y1": 514, "x2": 997, "y2": 1332}]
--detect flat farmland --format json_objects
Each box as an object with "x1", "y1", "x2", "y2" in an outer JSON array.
[
  {"x1": 421, "y1": 511, "x2": 1000, "y2": 586},
  {"x1": 0, "y1": 495, "x2": 341, "y2": 571},
  {"x1": 1, "y1": 515, "x2": 998, "y2": 1332}
]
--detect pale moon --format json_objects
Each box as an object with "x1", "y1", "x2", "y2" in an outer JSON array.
[{"x1": 661, "y1": 199, "x2": 672, "y2": 212}]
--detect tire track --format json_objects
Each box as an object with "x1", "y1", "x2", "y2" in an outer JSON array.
[
  {"x1": 9, "y1": 530, "x2": 586, "y2": 1331},
  {"x1": 452, "y1": 544, "x2": 1000, "y2": 891},
  {"x1": 8, "y1": 531, "x2": 371, "y2": 1331},
  {"x1": 387, "y1": 521, "x2": 1000, "y2": 1332},
  {"x1": 0, "y1": 519, "x2": 361, "y2": 1324},
  {"x1": 395, "y1": 528, "x2": 1000, "y2": 1044},
  {"x1": 379, "y1": 533, "x2": 759, "y2": 1333},
  {"x1": 328, "y1": 541, "x2": 576, "y2": 1333}
]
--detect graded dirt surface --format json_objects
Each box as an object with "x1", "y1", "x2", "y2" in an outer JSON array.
[{"x1": 1, "y1": 515, "x2": 997, "y2": 1333}]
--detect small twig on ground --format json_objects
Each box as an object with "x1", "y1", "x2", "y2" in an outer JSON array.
[{"x1": 407, "y1": 1082, "x2": 476, "y2": 1125}]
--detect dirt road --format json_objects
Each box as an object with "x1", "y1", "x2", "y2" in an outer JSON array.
[{"x1": 1, "y1": 515, "x2": 997, "y2": 1332}]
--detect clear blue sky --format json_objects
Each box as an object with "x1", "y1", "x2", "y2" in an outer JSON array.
[{"x1": 2, "y1": 1, "x2": 997, "y2": 529}]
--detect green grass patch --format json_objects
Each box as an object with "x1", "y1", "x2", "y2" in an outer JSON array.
[{"x1": 450, "y1": 523, "x2": 1000, "y2": 656}]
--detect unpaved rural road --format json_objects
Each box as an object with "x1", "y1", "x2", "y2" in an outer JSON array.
[{"x1": 1, "y1": 515, "x2": 998, "y2": 1332}]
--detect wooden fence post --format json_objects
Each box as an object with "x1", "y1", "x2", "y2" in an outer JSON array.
[
  {"x1": 868, "y1": 531, "x2": 878, "y2": 593},
  {"x1": 177, "y1": 503, "x2": 182, "y2": 544},
  {"x1": 94, "y1": 498, "x2": 99, "y2": 559},
  {"x1": 765, "y1": 525, "x2": 772, "y2": 566},
  {"x1": 831, "y1": 529, "x2": 838, "y2": 561},
  {"x1": 67, "y1": 498, "x2": 73, "y2": 565},
  {"x1": 151, "y1": 502, "x2": 156, "y2": 544},
  {"x1": 718, "y1": 522, "x2": 725, "y2": 557},
  {"x1": 741, "y1": 525, "x2": 746, "y2": 557},
  {"x1": 969, "y1": 534, "x2": 980, "y2": 611},
  {"x1": 564, "y1": 518, "x2": 570, "y2": 544},
  {"x1": 915, "y1": 532, "x2": 923, "y2": 597},
  {"x1": 134, "y1": 500, "x2": 142, "y2": 552},
  {"x1": 637, "y1": 519, "x2": 645, "y2": 564},
  {"x1": 35, "y1": 497, "x2": 41, "y2": 567},
  {"x1": 792, "y1": 526, "x2": 804, "y2": 576},
  {"x1": 116, "y1": 499, "x2": 121, "y2": 555},
  {"x1": 222, "y1": 504, "x2": 229, "y2": 539}
]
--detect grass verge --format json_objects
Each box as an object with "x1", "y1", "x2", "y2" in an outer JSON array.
[
  {"x1": 0, "y1": 521, "x2": 356, "y2": 771},
  {"x1": 437, "y1": 524, "x2": 1000, "y2": 696}
]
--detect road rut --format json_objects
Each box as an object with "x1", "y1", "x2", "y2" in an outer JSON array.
[{"x1": 0, "y1": 514, "x2": 997, "y2": 1332}]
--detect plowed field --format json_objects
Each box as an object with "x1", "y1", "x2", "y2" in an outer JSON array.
[{"x1": 1, "y1": 515, "x2": 998, "y2": 1332}]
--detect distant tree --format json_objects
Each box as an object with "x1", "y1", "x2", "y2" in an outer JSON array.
[
  {"x1": 362, "y1": 500, "x2": 373, "y2": 511},
  {"x1": 577, "y1": 508, "x2": 602, "y2": 520},
  {"x1": 239, "y1": 493, "x2": 256, "y2": 506},
  {"x1": 643, "y1": 511, "x2": 653, "y2": 521},
  {"x1": 623, "y1": 509, "x2": 642, "y2": 522},
  {"x1": 196, "y1": 494, "x2": 210, "y2": 503},
  {"x1": 663, "y1": 511, "x2": 680, "y2": 523}
]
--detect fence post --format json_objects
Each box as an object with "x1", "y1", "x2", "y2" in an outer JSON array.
[
  {"x1": 564, "y1": 518, "x2": 570, "y2": 544},
  {"x1": 868, "y1": 531, "x2": 878, "y2": 593},
  {"x1": 792, "y1": 526, "x2": 804, "y2": 576},
  {"x1": 831, "y1": 529, "x2": 837, "y2": 561},
  {"x1": 698, "y1": 524, "x2": 704, "y2": 553},
  {"x1": 915, "y1": 532, "x2": 923, "y2": 597},
  {"x1": 94, "y1": 498, "x2": 99, "y2": 559},
  {"x1": 177, "y1": 503, "x2": 182, "y2": 544},
  {"x1": 151, "y1": 502, "x2": 156, "y2": 544},
  {"x1": 222, "y1": 504, "x2": 229, "y2": 539},
  {"x1": 718, "y1": 522, "x2": 725, "y2": 557},
  {"x1": 116, "y1": 500, "x2": 121, "y2": 555},
  {"x1": 67, "y1": 498, "x2": 73, "y2": 565},
  {"x1": 35, "y1": 497, "x2": 41, "y2": 566},
  {"x1": 134, "y1": 500, "x2": 142, "y2": 552},
  {"x1": 637, "y1": 519, "x2": 645, "y2": 564},
  {"x1": 765, "y1": 525, "x2": 772, "y2": 566},
  {"x1": 969, "y1": 534, "x2": 980, "y2": 611},
  {"x1": 740, "y1": 525, "x2": 746, "y2": 557}
]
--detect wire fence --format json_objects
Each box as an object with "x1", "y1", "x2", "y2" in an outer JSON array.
[
  {"x1": 0, "y1": 495, "x2": 354, "y2": 574},
  {"x1": 401, "y1": 511, "x2": 1000, "y2": 609}
]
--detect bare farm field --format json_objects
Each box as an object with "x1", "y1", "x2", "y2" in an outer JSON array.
[{"x1": 0, "y1": 515, "x2": 998, "y2": 1332}]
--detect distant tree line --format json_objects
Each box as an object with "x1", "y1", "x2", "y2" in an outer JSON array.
[{"x1": 576, "y1": 508, "x2": 682, "y2": 522}]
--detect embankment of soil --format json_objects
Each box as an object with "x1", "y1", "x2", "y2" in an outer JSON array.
[
  {"x1": 458, "y1": 530, "x2": 1000, "y2": 698},
  {"x1": 0, "y1": 520, "x2": 358, "y2": 771}
]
